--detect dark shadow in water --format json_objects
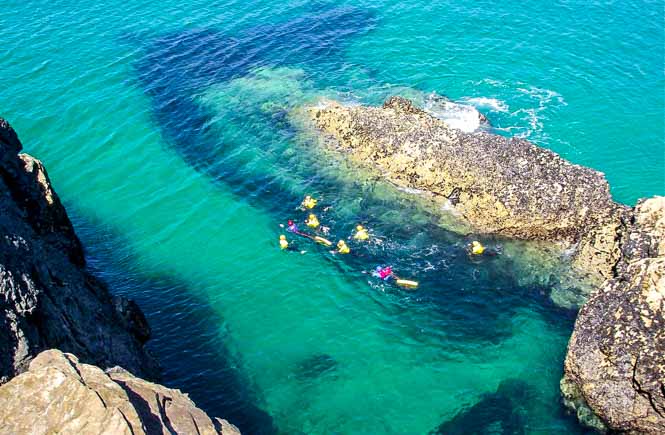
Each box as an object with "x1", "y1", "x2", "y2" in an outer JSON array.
[
  {"x1": 295, "y1": 353, "x2": 338, "y2": 381},
  {"x1": 70, "y1": 213, "x2": 277, "y2": 435},
  {"x1": 133, "y1": 4, "x2": 376, "y2": 172},
  {"x1": 430, "y1": 379, "x2": 534, "y2": 435},
  {"x1": 131, "y1": 3, "x2": 579, "y2": 349},
  {"x1": 430, "y1": 378, "x2": 591, "y2": 435}
]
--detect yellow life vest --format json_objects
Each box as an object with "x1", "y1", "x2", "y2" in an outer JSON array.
[
  {"x1": 306, "y1": 216, "x2": 319, "y2": 228},
  {"x1": 337, "y1": 241, "x2": 350, "y2": 254},
  {"x1": 280, "y1": 239, "x2": 289, "y2": 250},
  {"x1": 354, "y1": 229, "x2": 369, "y2": 240},
  {"x1": 471, "y1": 241, "x2": 485, "y2": 255},
  {"x1": 302, "y1": 196, "x2": 317, "y2": 209}
]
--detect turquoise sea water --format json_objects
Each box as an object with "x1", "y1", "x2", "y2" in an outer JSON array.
[{"x1": 2, "y1": 0, "x2": 663, "y2": 433}]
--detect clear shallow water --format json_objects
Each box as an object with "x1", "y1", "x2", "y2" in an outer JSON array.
[{"x1": 2, "y1": 0, "x2": 663, "y2": 433}]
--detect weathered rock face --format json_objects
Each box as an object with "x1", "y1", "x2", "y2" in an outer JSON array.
[
  {"x1": 0, "y1": 118, "x2": 158, "y2": 382},
  {"x1": 306, "y1": 97, "x2": 629, "y2": 282},
  {"x1": 0, "y1": 349, "x2": 240, "y2": 435},
  {"x1": 561, "y1": 196, "x2": 665, "y2": 434}
]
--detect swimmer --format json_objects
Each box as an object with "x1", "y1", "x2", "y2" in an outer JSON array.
[
  {"x1": 279, "y1": 234, "x2": 306, "y2": 254},
  {"x1": 335, "y1": 240, "x2": 350, "y2": 254},
  {"x1": 286, "y1": 220, "x2": 299, "y2": 233},
  {"x1": 301, "y1": 195, "x2": 317, "y2": 210},
  {"x1": 305, "y1": 214, "x2": 320, "y2": 229},
  {"x1": 372, "y1": 266, "x2": 394, "y2": 281},
  {"x1": 353, "y1": 225, "x2": 369, "y2": 241},
  {"x1": 470, "y1": 240, "x2": 485, "y2": 255}
]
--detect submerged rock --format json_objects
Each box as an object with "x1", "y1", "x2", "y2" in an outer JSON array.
[
  {"x1": 0, "y1": 118, "x2": 158, "y2": 382},
  {"x1": 0, "y1": 349, "x2": 240, "y2": 435},
  {"x1": 562, "y1": 196, "x2": 665, "y2": 434},
  {"x1": 306, "y1": 96, "x2": 628, "y2": 283}
]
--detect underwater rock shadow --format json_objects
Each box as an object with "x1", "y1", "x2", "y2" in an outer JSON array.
[
  {"x1": 429, "y1": 379, "x2": 535, "y2": 435},
  {"x1": 429, "y1": 378, "x2": 589, "y2": 435},
  {"x1": 135, "y1": 5, "x2": 377, "y2": 94},
  {"x1": 71, "y1": 213, "x2": 277, "y2": 435},
  {"x1": 294, "y1": 353, "x2": 338, "y2": 382}
]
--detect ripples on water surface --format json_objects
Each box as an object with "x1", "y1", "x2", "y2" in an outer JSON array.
[{"x1": 2, "y1": 0, "x2": 663, "y2": 433}]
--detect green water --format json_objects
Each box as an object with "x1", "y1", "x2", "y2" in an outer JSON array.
[{"x1": 2, "y1": 0, "x2": 663, "y2": 433}]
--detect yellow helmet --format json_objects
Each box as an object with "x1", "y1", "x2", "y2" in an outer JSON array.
[
  {"x1": 309, "y1": 214, "x2": 316, "y2": 219},
  {"x1": 305, "y1": 195, "x2": 311, "y2": 200},
  {"x1": 356, "y1": 225, "x2": 364, "y2": 231},
  {"x1": 280, "y1": 235, "x2": 286, "y2": 240}
]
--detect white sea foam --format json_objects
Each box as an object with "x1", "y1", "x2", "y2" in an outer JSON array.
[
  {"x1": 461, "y1": 97, "x2": 509, "y2": 112},
  {"x1": 463, "y1": 79, "x2": 568, "y2": 143},
  {"x1": 423, "y1": 94, "x2": 483, "y2": 133}
]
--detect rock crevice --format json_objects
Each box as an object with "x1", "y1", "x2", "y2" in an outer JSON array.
[
  {"x1": 562, "y1": 197, "x2": 664, "y2": 434},
  {"x1": 0, "y1": 118, "x2": 239, "y2": 433}
]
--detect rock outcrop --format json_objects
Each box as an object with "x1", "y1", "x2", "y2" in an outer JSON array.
[
  {"x1": 306, "y1": 97, "x2": 629, "y2": 282},
  {"x1": 0, "y1": 349, "x2": 240, "y2": 435},
  {"x1": 304, "y1": 97, "x2": 664, "y2": 432},
  {"x1": 561, "y1": 196, "x2": 665, "y2": 433},
  {"x1": 0, "y1": 118, "x2": 159, "y2": 382}
]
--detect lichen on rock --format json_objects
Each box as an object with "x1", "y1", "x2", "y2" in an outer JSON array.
[{"x1": 302, "y1": 97, "x2": 664, "y2": 432}]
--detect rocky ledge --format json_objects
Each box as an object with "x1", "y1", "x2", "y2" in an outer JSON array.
[
  {"x1": 0, "y1": 349, "x2": 240, "y2": 435},
  {"x1": 305, "y1": 97, "x2": 664, "y2": 432},
  {"x1": 561, "y1": 197, "x2": 664, "y2": 433},
  {"x1": 1, "y1": 118, "x2": 237, "y2": 434},
  {"x1": 307, "y1": 97, "x2": 628, "y2": 282}
]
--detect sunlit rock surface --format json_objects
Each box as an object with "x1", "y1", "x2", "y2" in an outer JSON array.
[
  {"x1": 0, "y1": 350, "x2": 240, "y2": 435},
  {"x1": 305, "y1": 99, "x2": 664, "y2": 431}
]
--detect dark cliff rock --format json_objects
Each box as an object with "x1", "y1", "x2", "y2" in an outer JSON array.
[
  {"x1": 0, "y1": 118, "x2": 158, "y2": 382},
  {"x1": 561, "y1": 197, "x2": 664, "y2": 434},
  {"x1": 0, "y1": 349, "x2": 240, "y2": 435}
]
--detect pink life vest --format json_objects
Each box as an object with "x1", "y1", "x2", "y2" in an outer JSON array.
[{"x1": 379, "y1": 267, "x2": 392, "y2": 279}]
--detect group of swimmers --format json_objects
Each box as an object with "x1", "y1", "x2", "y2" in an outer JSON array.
[
  {"x1": 279, "y1": 195, "x2": 369, "y2": 255},
  {"x1": 278, "y1": 195, "x2": 492, "y2": 289}
]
